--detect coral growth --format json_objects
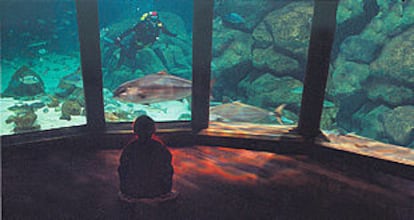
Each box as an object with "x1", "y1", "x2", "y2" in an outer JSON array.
[
  {"x1": 60, "y1": 100, "x2": 82, "y2": 121},
  {"x1": 6, "y1": 106, "x2": 40, "y2": 132}
]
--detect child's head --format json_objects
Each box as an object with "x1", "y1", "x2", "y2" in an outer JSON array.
[{"x1": 133, "y1": 115, "x2": 155, "y2": 138}]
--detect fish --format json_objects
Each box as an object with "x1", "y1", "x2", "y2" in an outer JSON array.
[
  {"x1": 290, "y1": 86, "x2": 303, "y2": 94},
  {"x1": 210, "y1": 101, "x2": 286, "y2": 124},
  {"x1": 19, "y1": 75, "x2": 40, "y2": 85},
  {"x1": 113, "y1": 71, "x2": 192, "y2": 104},
  {"x1": 222, "y1": 13, "x2": 246, "y2": 25},
  {"x1": 60, "y1": 67, "x2": 83, "y2": 88},
  {"x1": 221, "y1": 13, "x2": 248, "y2": 31}
]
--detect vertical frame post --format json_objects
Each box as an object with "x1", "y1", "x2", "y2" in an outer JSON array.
[
  {"x1": 297, "y1": 0, "x2": 339, "y2": 138},
  {"x1": 75, "y1": 0, "x2": 105, "y2": 132},
  {"x1": 191, "y1": 0, "x2": 214, "y2": 132}
]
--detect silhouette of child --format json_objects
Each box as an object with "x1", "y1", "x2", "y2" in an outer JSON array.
[{"x1": 118, "y1": 115, "x2": 174, "y2": 201}]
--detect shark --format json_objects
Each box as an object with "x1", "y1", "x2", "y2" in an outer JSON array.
[{"x1": 113, "y1": 71, "x2": 192, "y2": 104}]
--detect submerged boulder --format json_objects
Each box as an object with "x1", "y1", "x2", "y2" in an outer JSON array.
[
  {"x1": 252, "y1": 47, "x2": 300, "y2": 76},
  {"x1": 351, "y1": 104, "x2": 391, "y2": 142},
  {"x1": 327, "y1": 61, "x2": 370, "y2": 98},
  {"x1": 3, "y1": 66, "x2": 45, "y2": 98},
  {"x1": 370, "y1": 27, "x2": 414, "y2": 86},
  {"x1": 252, "y1": 1, "x2": 313, "y2": 60},
  {"x1": 363, "y1": 76, "x2": 414, "y2": 107},
  {"x1": 340, "y1": 35, "x2": 381, "y2": 63},
  {"x1": 60, "y1": 100, "x2": 82, "y2": 121},
  {"x1": 336, "y1": 0, "x2": 365, "y2": 25},
  {"x1": 5, "y1": 106, "x2": 40, "y2": 132},
  {"x1": 239, "y1": 73, "x2": 303, "y2": 112},
  {"x1": 382, "y1": 105, "x2": 414, "y2": 146}
]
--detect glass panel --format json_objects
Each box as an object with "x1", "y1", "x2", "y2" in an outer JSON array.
[
  {"x1": 209, "y1": 0, "x2": 313, "y2": 125},
  {"x1": 1, "y1": 0, "x2": 86, "y2": 135},
  {"x1": 324, "y1": 0, "x2": 414, "y2": 148},
  {"x1": 98, "y1": 0, "x2": 193, "y2": 123}
]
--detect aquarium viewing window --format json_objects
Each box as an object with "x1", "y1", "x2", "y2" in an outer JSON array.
[
  {"x1": 209, "y1": 0, "x2": 313, "y2": 126},
  {"x1": 323, "y1": 0, "x2": 414, "y2": 149},
  {"x1": 97, "y1": 0, "x2": 194, "y2": 123},
  {"x1": 1, "y1": 0, "x2": 413, "y2": 174},
  {"x1": 1, "y1": 0, "x2": 86, "y2": 136}
]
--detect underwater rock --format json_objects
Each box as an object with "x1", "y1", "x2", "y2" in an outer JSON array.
[
  {"x1": 2, "y1": 66, "x2": 45, "y2": 98},
  {"x1": 336, "y1": 0, "x2": 365, "y2": 24},
  {"x1": 370, "y1": 26, "x2": 414, "y2": 86},
  {"x1": 152, "y1": 44, "x2": 192, "y2": 79},
  {"x1": 211, "y1": 23, "x2": 253, "y2": 99},
  {"x1": 252, "y1": 47, "x2": 300, "y2": 76},
  {"x1": 360, "y1": 0, "x2": 414, "y2": 44},
  {"x1": 57, "y1": 67, "x2": 82, "y2": 89},
  {"x1": 6, "y1": 108, "x2": 40, "y2": 132},
  {"x1": 61, "y1": 100, "x2": 82, "y2": 121},
  {"x1": 212, "y1": 24, "x2": 253, "y2": 70},
  {"x1": 104, "y1": 67, "x2": 144, "y2": 91},
  {"x1": 352, "y1": 104, "x2": 391, "y2": 142},
  {"x1": 363, "y1": 76, "x2": 414, "y2": 107},
  {"x1": 239, "y1": 73, "x2": 303, "y2": 113},
  {"x1": 55, "y1": 67, "x2": 85, "y2": 101},
  {"x1": 335, "y1": 90, "x2": 369, "y2": 131},
  {"x1": 331, "y1": 0, "x2": 379, "y2": 60},
  {"x1": 47, "y1": 95, "x2": 60, "y2": 108},
  {"x1": 327, "y1": 61, "x2": 370, "y2": 98},
  {"x1": 252, "y1": 1, "x2": 313, "y2": 61},
  {"x1": 134, "y1": 48, "x2": 166, "y2": 74},
  {"x1": 340, "y1": 36, "x2": 381, "y2": 63},
  {"x1": 382, "y1": 105, "x2": 414, "y2": 146},
  {"x1": 60, "y1": 114, "x2": 71, "y2": 121}
]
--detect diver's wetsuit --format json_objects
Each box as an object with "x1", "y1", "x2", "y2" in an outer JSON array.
[{"x1": 116, "y1": 18, "x2": 177, "y2": 67}]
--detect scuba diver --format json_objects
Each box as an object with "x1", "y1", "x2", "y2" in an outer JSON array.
[{"x1": 114, "y1": 11, "x2": 177, "y2": 67}]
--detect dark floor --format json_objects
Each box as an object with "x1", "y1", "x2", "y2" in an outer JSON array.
[{"x1": 2, "y1": 145, "x2": 414, "y2": 220}]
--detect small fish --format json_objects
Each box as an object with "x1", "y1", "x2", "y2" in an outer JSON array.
[
  {"x1": 61, "y1": 68, "x2": 83, "y2": 88},
  {"x1": 221, "y1": 13, "x2": 249, "y2": 31},
  {"x1": 323, "y1": 100, "x2": 335, "y2": 108},
  {"x1": 113, "y1": 71, "x2": 192, "y2": 104},
  {"x1": 27, "y1": 41, "x2": 47, "y2": 48},
  {"x1": 290, "y1": 87, "x2": 303, "y2": 94},
  {"x1": 222, "y1": 13, "x2": 246, "y2": 25},
  {"x1": 19, "y1": 75, "x2": 39, "y2": 85},
  {"x1": 210, "y1": 101, "x2": 287, "y2": 124},
  {"x1": 30, "y1": 102, "x2": 46, "y2": 109}
]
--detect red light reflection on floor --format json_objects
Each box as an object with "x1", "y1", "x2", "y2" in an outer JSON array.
[{"x1": 170, "y1": 146, "x2": 276, "y2": 184}]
